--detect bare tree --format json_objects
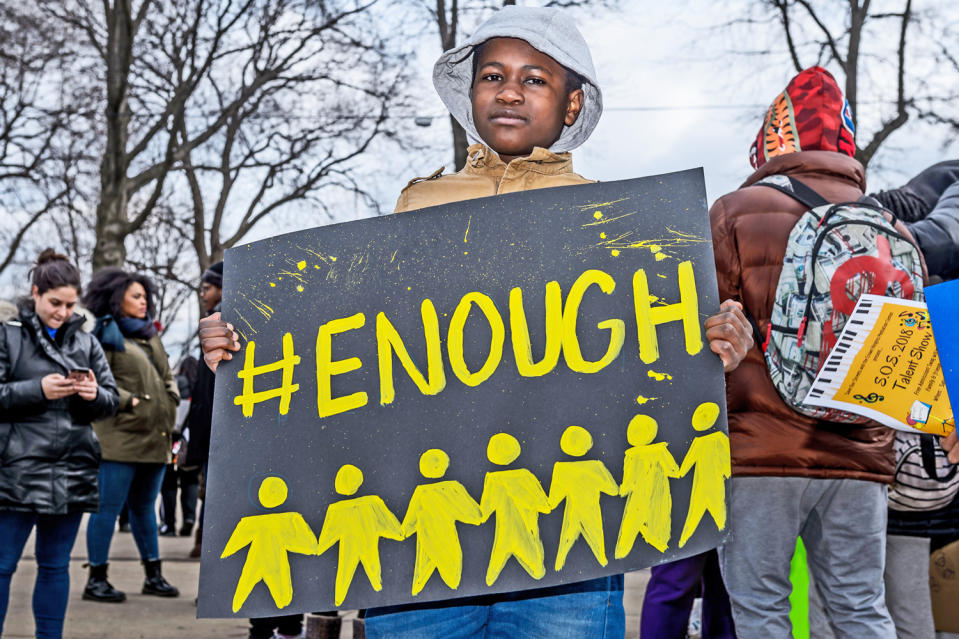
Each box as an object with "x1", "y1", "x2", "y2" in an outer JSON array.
[
  {"x1": 722, "y1": 0, "x2": 959, "y2": 169},
  {"x1": 424, "y1": 0, "x2": 621, "y2": 171},
  {"x1": 38, "y1": 0, "x2": 412, "y2": 272},
  {"x1": 0, "y1": 6, "x2": 87, "y2": 277},
  {"x1": 161, "y1": 0, "x2": 412, "y2": 278}
]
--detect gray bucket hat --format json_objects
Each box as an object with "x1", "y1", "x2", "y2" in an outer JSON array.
[{"x1": 432, "y1": 6, "x2": 603, "y2": 154}]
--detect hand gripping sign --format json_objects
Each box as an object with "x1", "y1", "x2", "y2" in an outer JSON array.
[{"x1": 198, "y1": 169, "x2": 732, "y2": 617}]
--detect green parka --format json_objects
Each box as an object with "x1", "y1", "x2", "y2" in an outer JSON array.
[{"x1": 93, "y1": 334, "x2": 179, "y2": 464}]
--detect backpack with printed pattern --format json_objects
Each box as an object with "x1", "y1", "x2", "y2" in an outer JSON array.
[{"x1": 757, "y1": 175, "x2": 925, "y2": 422}]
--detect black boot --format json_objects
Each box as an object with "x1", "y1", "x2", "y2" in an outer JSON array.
[
  {"x1": 142, "y1": 559, "x2": 180, "y2": 597},
  {"x1": 82, "y1": 563, "x2": 126, "y2": 603}
]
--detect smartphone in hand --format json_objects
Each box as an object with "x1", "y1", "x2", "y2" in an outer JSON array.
[{"x1": 68, "y1": 368, "x2": 91, "y2": 381}]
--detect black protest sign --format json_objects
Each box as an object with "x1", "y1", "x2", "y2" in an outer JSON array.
[{"x1": 197, "y1": 169, "x2": 730, "y2": 618}]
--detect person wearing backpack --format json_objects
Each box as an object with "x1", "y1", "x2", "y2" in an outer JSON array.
[{"x1": 708, "y1": 66, "x2": 906, "y2": 637}]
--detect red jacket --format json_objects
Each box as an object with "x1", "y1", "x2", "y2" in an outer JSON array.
[{"x1": 710, "y1": 150, "x2": 894, "y2": 483}]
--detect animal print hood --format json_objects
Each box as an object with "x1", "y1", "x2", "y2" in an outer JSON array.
[{"x1": 749, "y1": 66, "x2": 856, "y2": 169}]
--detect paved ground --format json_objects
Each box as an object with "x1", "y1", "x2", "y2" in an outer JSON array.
[{"x1": 4, "y1": 512, "x2": 650, "y2": 638}]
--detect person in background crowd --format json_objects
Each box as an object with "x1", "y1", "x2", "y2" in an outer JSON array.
[
  {"x1": 0, "y1": 300, "x2": 16, "y2": 323},
  {"x1": 159, "y1": 355, "x2": 201, "y2": 537},
  {"x1": 248, "y1": 614, "x2": 306, "y2": 639},
  {"x1": 82, "y1": 268, "x2": 180, "y2": 602},
  {"x1": 0, "y1": 249, "x2": 119, "y2": 639},
  {"x1": 873, "y1": 160, "x2": 959, "y2": 282},
  {"x1": 709, "y1": 66, "x2": 897, "y2": 636},
  {"x1": 183, "y1": 260, "x2": 223, "y2": 558},
  {"x1": 640, "y1": 549, "x2": 735, "y2": 638},
  {"x1": 855, "y1": 160, "x2": 959, "y2": 639}
]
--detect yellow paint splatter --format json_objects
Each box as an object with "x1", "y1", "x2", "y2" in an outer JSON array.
[
  {"x1": 464, "y1": 215, "x2": 472, "y2": 243},
  {"x1": 296, "y1": 285, "x2": 304, "y2": 292},
  {"x1": 600, "y1": 232, "x2": 607, "y2": 239},
  {"x1": 592, "y1": 228, "x2": 707, "y2": 255},
  {"x1": 593, "y1": 211, "x2": 603, "y2": 220},
  {"x1": 635, "y1": 395, "x2": 658, "y2": 405},
  {"x1": 464, "y1": 251, "x2": 469, "y2": 256},
  {"x1": 655, "y1": 253, "x2": 667, "y2": 261},
  {"x1": 611, "y1": 249, "x2": 620, "y2": 257},
  {"x1": 297, "y1": 260, "x2": 306, "y2": 270},
  {"x1": 239, "y1": 293, "x2": 274, "y2": 320},
  {"x1": 390, "y1": 250, "x2": 398, "y2": 263},
  {"x1": 576, "y1": 197, "x2": 629, "y2": 210},
  {"x1": 299, "y1": 246, "x2": 338, "y2": 265},
  {"x1": 277, "y1": 269, "x2": 306, "y2": 284},
  {"x1": 582, "y1": 212, "x2": 636, "y2": 227},
  {"x1": 235, "y1": 311, "x2": 256, "y2": 336},
  {"x1": 647, "y1": 370, "x2": 673, "y2": 381},
  {"x1": 656, "y1": 274, "x2": 667, "y2": 279},
  {"x1": 407, "y1": 286, "x2": 411, "y2": 291},
  {"x1": 269, "y1": 282, "x2": 276, "y2": 287}
]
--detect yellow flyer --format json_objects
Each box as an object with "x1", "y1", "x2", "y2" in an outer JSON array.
[{"x1": 804, "y1": 294, "x2": 954, "y2": 436}]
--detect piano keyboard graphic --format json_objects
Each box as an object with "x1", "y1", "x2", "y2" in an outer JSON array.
[{"x1": 805, "y1": 295, "x2": 879, "y2": 403}]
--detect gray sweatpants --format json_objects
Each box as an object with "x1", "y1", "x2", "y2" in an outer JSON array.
[
  {"x1": 717, "y1": 476, "x2": 896, "y2": 638},
  {"x1": 811, "y1": 534, "x2": 935, "y2": 639}
]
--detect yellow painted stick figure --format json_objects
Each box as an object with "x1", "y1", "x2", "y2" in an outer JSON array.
[
  {"x1": 480, "y1": 433, "x2": 551, "y2": 586},
  {"x1": 317, "y1": 464, "x2": 404, "y2": 605},
  {"x1": 401, "y1": 449, "x2": 483, "y2": 595},
  {"x1": 678, "y1": 402, "x2": 731, "y2": 548},
  {"x1": 221, "y1": 477, "x2": 318, "y2": 612},
  {"x1": 615, "y1": 415, "x2": 681, "y2": 557},
  {"x1": 547, "y1": 426, "x2": 618, "y2": 570}
]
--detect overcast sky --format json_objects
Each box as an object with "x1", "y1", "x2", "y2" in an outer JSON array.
[{"x1": 364, "y1": 0, "x2": 959, "y2": 215}]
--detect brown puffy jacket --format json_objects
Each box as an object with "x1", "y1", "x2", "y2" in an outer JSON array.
[
  {"x1": 394, "y1": 144, "x2": 591, "y2": 213},
  {"x1": 710, "y1": 150, "x2": 894, "y2": 483}
]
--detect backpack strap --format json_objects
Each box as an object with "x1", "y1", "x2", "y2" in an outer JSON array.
[
  {"x1": 2, "y1": 321, "x2": 24, "y2": 374},
  {"x1": 920, "y1": 434, "x2": 958, "y2": 482},
  {"x1": 741, "y1": 308, "x2": 768, "y2": 353},
  {"x1": 755, "y1": 176, "x2": 830, "y2": 210}
]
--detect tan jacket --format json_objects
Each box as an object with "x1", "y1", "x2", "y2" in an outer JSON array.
[
  {"x1": 710, "y1": 151, "x2": 894, "y2": 484},
  {"x1": 94, "y1": 334, "x2": 179, "y2": 464},
  {"x1": 394, "y1": 144, "x2": 592, "y2": 213}
]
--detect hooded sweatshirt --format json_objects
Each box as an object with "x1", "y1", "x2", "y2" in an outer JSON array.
[
  {"x1": 396, "y1": 7, "x2": 602, "y2": 213},
  {"x1": 433, "y1": 6, "x2": 602, "y2": 154}
]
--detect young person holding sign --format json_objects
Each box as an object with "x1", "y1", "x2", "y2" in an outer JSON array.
[{"x1": 200, "y1": 6, "x2": 752, "y2": 637}]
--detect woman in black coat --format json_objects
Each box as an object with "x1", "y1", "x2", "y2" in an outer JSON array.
[{"x1": 0, "y1": 249, "x2": 118, "y2": 639}]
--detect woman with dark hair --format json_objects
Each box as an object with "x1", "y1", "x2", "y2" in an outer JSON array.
[
  {"x1": 82, "y1": 267, "x2": 180, "y2": 602},
  {"x1": 0, "y1": 249, "x2": 119, "y2": 638}
]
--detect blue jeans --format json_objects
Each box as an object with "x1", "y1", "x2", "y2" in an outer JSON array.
[
  {"x1": 0, "y1": 510, "x2": 84, "y2": 639},
  {"x1": 87, "y1": 461, "x2": 166, "y2": 565},
  {"x1": 365, "y1": 575, "x2": 625, "y2": 639}
]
